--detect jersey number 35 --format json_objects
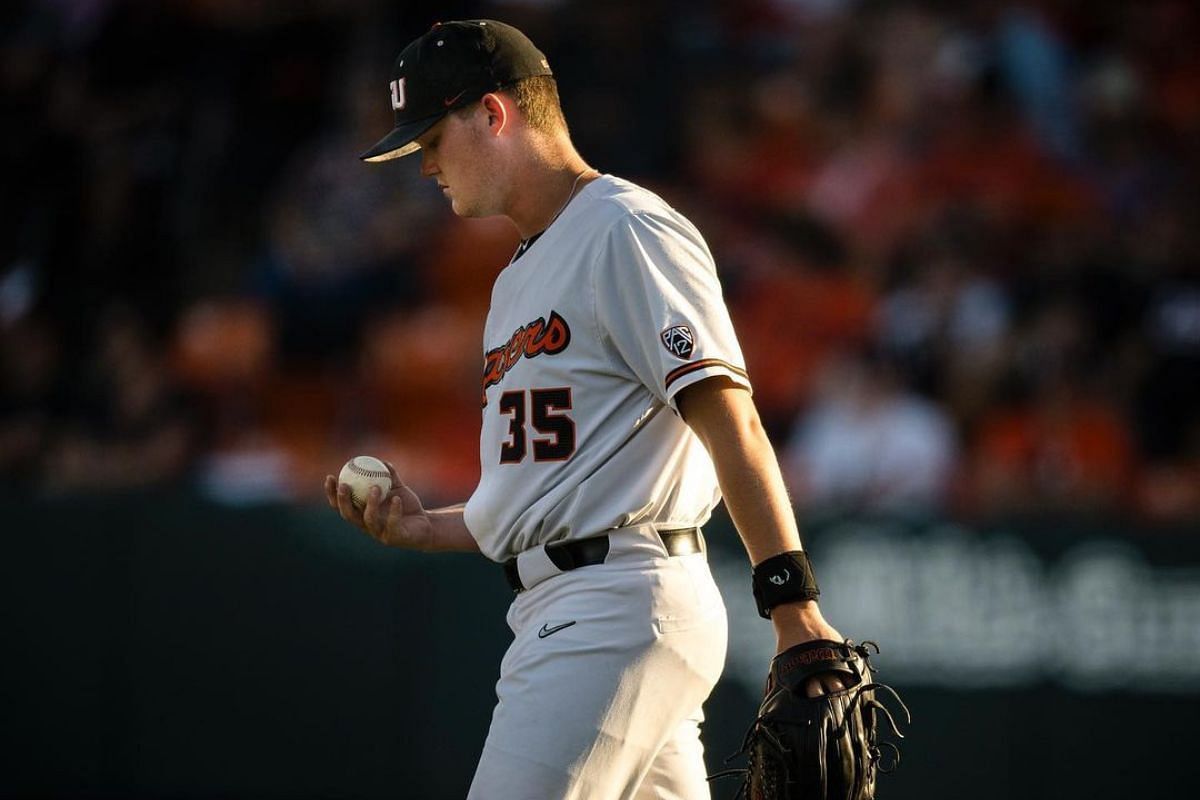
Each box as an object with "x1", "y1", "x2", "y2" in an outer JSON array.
[{"x1": 498, "y1": 387, "x2": 576, "y2": 464}]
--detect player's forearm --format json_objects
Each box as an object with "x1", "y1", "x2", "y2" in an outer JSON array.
[
  {"x1": 425, "y1": 504, "x2": 481, "y2": 553},
  {"x1": 681, "y1": 381, "x2": 834, "y2": 644},
  {"x1": 713, "y1": 434, "x2": 805, "y2": 565},
  {"x1": 678, "y1": 381, "x2": 804, "y2": 563}
]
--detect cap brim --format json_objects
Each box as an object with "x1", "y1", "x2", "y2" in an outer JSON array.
[{"x1": 359, "y1": 114, "x2": 444, "y2": 162}]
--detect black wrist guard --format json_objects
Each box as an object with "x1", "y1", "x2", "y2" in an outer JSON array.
[{"x1": 752, "y1": 551, "x2": 820, "y2": 619}]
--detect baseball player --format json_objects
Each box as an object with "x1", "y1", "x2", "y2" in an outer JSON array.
[{"x1": 326, "y1": 20, "x2": 846, "y2": 799}]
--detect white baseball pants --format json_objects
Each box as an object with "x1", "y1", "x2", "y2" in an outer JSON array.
[{"x1": 467, "y1": 526, "x2": 728, "y2": 799}]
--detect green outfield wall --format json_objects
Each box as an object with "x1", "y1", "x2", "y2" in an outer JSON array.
[{"x1": 2, "y1": 491, "x2": 1197, "y2": 799}]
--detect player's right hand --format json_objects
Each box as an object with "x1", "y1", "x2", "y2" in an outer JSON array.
[{"x1": 324, "y1": 461, "x2": 435, "y2": 550}]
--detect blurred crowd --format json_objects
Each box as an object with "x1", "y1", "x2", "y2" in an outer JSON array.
[{"x1": 1, "y1": 0, "x2": 1197, "y2": 523}]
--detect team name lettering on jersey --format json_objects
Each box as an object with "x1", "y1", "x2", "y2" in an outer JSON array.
[{"x1": 482, "y1": 310, "x2": 572, "y2": 396}]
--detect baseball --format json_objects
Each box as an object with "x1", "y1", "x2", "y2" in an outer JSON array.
[{"x1": 338, "y1": 455, "x2": 394, "y2": 509}]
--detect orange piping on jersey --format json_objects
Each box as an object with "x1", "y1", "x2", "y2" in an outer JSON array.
[{"x1": 664, "y1": 359, "x2": 750, "y2": 393}]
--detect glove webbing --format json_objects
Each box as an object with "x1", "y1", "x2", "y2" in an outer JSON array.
[{"x1": 708, "y1": 641, "x2": 910, "y2": 800}]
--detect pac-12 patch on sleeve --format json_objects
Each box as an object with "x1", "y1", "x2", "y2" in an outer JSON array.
[{"x1": 660, "y1": 324, "x2": 695, "y2": 360}]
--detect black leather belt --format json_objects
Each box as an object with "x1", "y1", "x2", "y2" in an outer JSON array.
[{"x1": 503, "y1": 527, "x2": 703, "y2": 593}]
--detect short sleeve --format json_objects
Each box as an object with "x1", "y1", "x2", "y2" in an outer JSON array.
[{"x1": 595, "y1": 211, "x2": 751, "y2": 410}]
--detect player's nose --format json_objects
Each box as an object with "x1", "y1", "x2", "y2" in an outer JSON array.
[{"x1": 420, "y1": 149, "x2": 437, "y2": 177}]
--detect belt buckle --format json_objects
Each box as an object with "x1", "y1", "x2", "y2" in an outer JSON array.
[{"x1": 659, "y1": 527, "x2": 703, "y2": 557}]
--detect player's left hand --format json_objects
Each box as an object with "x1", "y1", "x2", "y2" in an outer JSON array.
[
  {"x1": 714, "y1": 638, "x2": 910, "y2": 799},
  {"x1": 769, "y1": 600, "x2": 848, "y2": 697}
]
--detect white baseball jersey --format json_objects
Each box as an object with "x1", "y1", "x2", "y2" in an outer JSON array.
[{"x1": 463, "y1": 174, "x2": 752, "y2": 562}]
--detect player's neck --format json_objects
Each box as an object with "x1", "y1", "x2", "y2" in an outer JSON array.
[{"x1": 505, "y1": 140, "x2": 597, "y2": 240}]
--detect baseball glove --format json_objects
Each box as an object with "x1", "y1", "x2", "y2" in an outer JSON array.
[{"x1": 711, "y1": 639, "x2": 909, "y2": 800}]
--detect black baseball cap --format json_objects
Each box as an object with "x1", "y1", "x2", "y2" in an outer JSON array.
[{"x1": 360, "y1": 20, "x2": 553, "y2": 162}]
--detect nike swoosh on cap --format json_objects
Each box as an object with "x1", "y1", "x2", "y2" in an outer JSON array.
[{"x1": 443, "y1": 90, "x2": 467, "y2": 107}]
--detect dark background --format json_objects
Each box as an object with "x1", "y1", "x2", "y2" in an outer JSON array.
[
  {"x1": 2, "y1": 0, "x2": 1199, "y2": 797},
  {"x1": 5, "y1": 496, "x2": 1198, "y2": 799}
]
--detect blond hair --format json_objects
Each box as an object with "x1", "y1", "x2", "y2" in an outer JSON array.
[
  {"x1": 453, "y1": 76, "x2": 568, "y2": 134},
  {"x1": 507, "y1": 76, "x2": 568, "y2": 134}
]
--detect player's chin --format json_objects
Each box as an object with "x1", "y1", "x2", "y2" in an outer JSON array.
[
  {"x1": 449, "y1": 198, "x2": 485, "y2": 218},
  {"x1": 451, "y1": 206, "x2": 487, "y2": 221}
]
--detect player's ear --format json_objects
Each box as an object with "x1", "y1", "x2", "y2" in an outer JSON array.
[{"x1": 480, "y1": 92, "x2": 509, "y2": 137}]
